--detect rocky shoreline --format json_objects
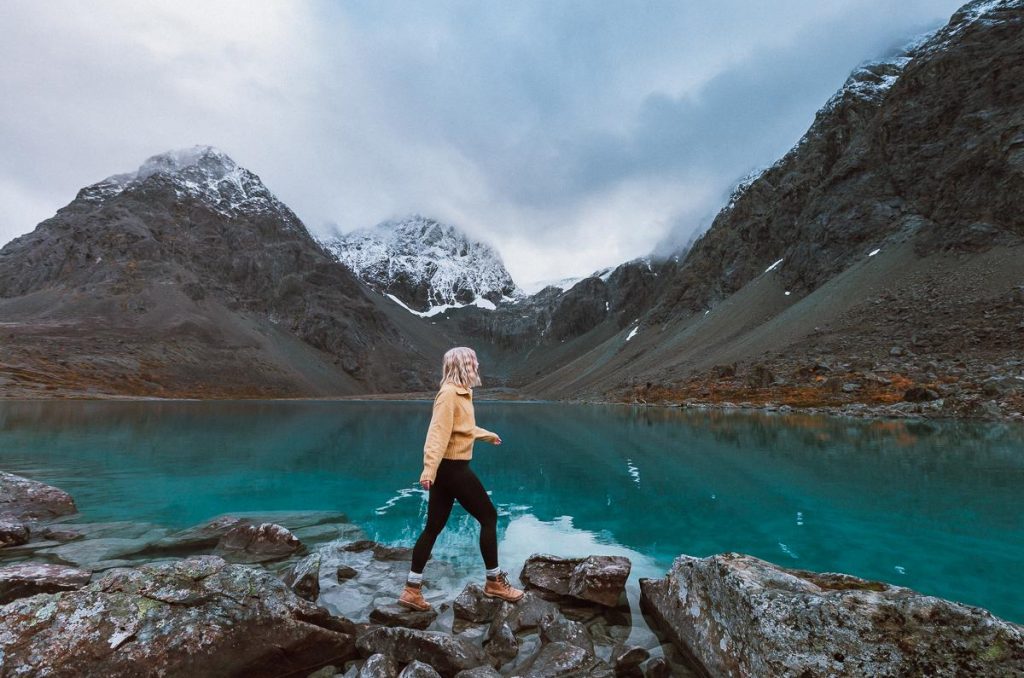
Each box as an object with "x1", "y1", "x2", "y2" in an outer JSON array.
[
  {"x1": 4, "y1": 377, "x2": 1024, "y2": 424},
  {"x1": 1, "y1": 472, "x2": 1022, "y2": 676}
]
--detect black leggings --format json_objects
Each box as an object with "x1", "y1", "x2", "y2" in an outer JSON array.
[{"x1": 411, "y1": 459, "x2": 498, "y2": 572}]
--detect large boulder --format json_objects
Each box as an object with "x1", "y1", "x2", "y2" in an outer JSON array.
[
  {"x1": 640, "y1": 552, "x2": 1024, "y2": 677},
  {"x1": 520, "y1": 554, "x2": 630, "y2": 607},
  {"x1": 356, "y1": 627, "x2": 490, "y2": 678},
  {"x1": 0, "y1": 472, "x2": 77, "y2": 521},
  {"x1": 0, "y1": 563, "x2": 91, "y2": 604},
  {"x1": 0, "y1": 555, "x2": 357, "y2": 676}
]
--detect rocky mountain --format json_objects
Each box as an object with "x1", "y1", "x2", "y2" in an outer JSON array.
[
  {"x1": 2, "y1": 0, "x2": 1021, "y2": 417},
  {"x1": 318, "y1": 215, "x2": 517, "y2": 314},
  {"x1": 512, "y1": 0, "x2": 1024, "y2": 418},
  {"x1": 0, "y1": 146, "x2": 445, "y2": 398}
]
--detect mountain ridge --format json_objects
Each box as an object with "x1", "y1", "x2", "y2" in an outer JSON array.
[{"x1": 318, "y1": 214, "x2": 518, "y2": 315}]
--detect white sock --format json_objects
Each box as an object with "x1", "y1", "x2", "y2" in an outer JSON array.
[
  {"x1": 407, "y1": 571, "x2": 423, "y2": 585},
  {"x1": 486, "y1": 566, "x2": 501, "y2": 579}
]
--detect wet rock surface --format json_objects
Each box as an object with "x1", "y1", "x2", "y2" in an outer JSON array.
[
  {"x1": 640, "y1": 552, "x2": 1024, "y2": 677},
  {"x1": 0, "y1": 472, "x2": 77, "y2": 522},
  {"x1": 0, "y1": 555, "x2": 357, "y2": 677},
  {"x1": 453, "y1": 583, "x2": 504, "y2": 623},
  {"x1": 521, "y1": 553, "x2": 631, "y2": 607},
  {"x1": 356, "y1": 627, "x2": 490, "y2": 678},
  {"x1": 214, "y1": 521, "x2": 303, "y2": 563},
  {"x1": 0, "y1": 562, "x2": 92, "y2": 604},
  {"x1": 283, "y1": 551, "x2": 323, "y2": 601},
  {"x1": 317, "y1": 540, "x2": 460, "y2": 623},
  {"x1": 0, "y1": 516, "x2": 30, "y2": 547},
  {"x1": 6, "y1": 471, "x2": 1018, "y2": 677},
  {"x1": 369, "y1": 603, "x2": 439, "y2": 630},
  {"x1": 398, "y1": 659, "x2": 443, "y2": 678}
]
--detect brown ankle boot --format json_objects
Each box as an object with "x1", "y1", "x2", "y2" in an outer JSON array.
[
  {"x1": 398, "y1": 583, "x2": 432, "y2": 611},
  {"x1": 483, "y1": 570, "x2": 524, "y2": 602}
]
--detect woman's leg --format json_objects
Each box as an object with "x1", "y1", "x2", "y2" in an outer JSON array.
[
  {"x1": 410, "y1": 478, "x2": 456, "y2": 574},
  {"x1": 451, "y1": 465, "x2": 499, "y2": 570}
]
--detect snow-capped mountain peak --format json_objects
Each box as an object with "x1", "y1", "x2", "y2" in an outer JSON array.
[
  {"x1": 318, "y1": 214, "x2": 518, "y2": 314},
  {"x1": 77, "y1": 145, "x2": 304, "y2": 231}
]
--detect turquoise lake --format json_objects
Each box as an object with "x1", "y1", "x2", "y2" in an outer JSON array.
[{"x1": 0, "y1": 399, "x2": 1022, "y2": 623}]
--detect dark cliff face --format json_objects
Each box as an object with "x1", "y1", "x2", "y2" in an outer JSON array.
[
  {"x1": 443, "y1": 257, "x2": 667, "y2": 354},
  {"x1": 649, "y1": 0, "x2": 1024, "y2": 324},
  {"x1": 516, "y1": 0, "x2": 1024, "y2": 408},
  {"x1": 0, "y1": 148, "x2": 435, "y2": 396}
]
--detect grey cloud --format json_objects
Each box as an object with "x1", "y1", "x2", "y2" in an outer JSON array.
[{"x1": 1, "y1": 0, "x2": 966, "y2": 285}]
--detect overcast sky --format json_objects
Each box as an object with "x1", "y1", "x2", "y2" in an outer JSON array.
[{"x1": 0, "y1": 0, "x2": 964, "y2": 288}]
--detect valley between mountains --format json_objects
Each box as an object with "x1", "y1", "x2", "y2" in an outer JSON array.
[{"x1": 1, "y1": 0, "x2": 1022, "y2": 421}]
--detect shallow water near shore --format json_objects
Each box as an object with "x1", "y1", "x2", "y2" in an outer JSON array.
[{"x1": 1, "y1": 399, "x2": 1022, "y2": 623}]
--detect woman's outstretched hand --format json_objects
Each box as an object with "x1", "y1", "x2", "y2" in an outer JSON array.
[
  {"x1": 492, "y1": 434, "x2": 502, "y2": 445},
  {"x1": 420, "y1": 479, "x2": 432, "y2": 491}
]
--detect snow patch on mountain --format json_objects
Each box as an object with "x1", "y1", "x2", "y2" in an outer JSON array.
[
  {"x1": 77, "y1": 145, "x2": 304, "y2": 231},
  {"x1": 319, "y1": 214, "x2": 517, "y2": 313},
  {"x1": 518, "y1": 276, "x2": 584, "y2": 295}
]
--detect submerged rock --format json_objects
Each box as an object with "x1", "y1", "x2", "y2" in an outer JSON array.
[
  {"x1": 521, "y1": 554, "x2": 630, "y2": 607},
  {"x1": 317, "y1": 540, "x2": 458, "y2": 623},
  {"x1": 35, "y1": 532, "x2": 170, "y2": 569},
  {"x1": 0, "y1": 472, "x2": 77, "y2": 521},
  {"x1": 147, "y1": 515, "x2": 249, "y2": 553},
  {"x1": 0, "y1": 562, "x2": 91, "y2": 604},
  {"x1": 147, "y1": 511, "x2": 359, "y2": 557},
  {"x1": 640, "y1": 552, "x2": 1024, "y2": 677},
  {"x1": 343, "y1": 539, "x2": 415, "y2": 561},
  {"x1": 0, "y1": 555, "x2": 357, "y2": 676}
]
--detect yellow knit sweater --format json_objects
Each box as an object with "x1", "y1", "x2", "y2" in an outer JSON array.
[{"x1": 420, "y1": 382, "x2": 499, "y2": 483}]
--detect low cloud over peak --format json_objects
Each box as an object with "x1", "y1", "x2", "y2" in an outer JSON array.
[{"x1": 0, "y1": 0, "x2": 963, "y2": 287}]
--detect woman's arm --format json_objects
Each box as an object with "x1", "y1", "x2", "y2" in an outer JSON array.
[
  {"x1": 472, "y1": 426, "x2": 501, "y2": 444},
  {"x1": 420, "y1": 390, "x2": 456, "y2": 484}
]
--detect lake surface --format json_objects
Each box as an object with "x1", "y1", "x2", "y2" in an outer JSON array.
[{"x1": 1, "y1": 399, "x2": 1022, "y2": 622}]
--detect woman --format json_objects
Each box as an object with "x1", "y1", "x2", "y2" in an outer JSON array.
[{"x1": 398, "y1": 346, "x2": 525, "y2": 611}]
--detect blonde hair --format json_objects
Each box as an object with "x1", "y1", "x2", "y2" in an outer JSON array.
[{"x1": 440, "y1": 346, "x2": 481, "y2": 389}]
